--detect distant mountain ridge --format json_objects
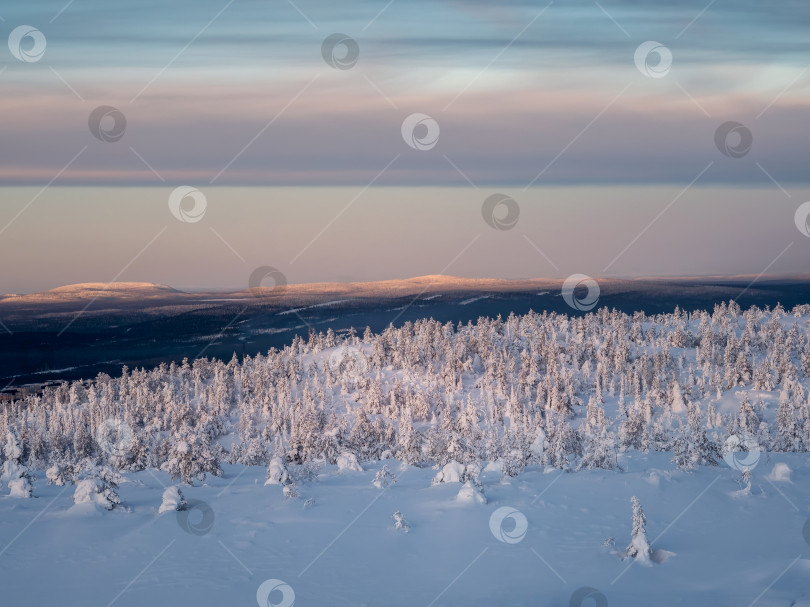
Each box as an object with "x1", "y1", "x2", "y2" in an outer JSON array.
[
  {"x1": 0, "y1": 282, "x2": 180, "y2": 303},
  {"x1": 4, "y1": 273, "x2": 810, "y2": 308},
  {"x1": 0, "y1": 275, "x2": 557, "y2": 305}
]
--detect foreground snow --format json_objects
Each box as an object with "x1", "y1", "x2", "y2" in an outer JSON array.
[{"x1": 1, "y1": 454, "x2": 810, "y2": 607}]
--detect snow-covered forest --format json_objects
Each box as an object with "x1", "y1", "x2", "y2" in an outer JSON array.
[{"x1": 4, "y1": 300, "x2": 810, "y2": 494}]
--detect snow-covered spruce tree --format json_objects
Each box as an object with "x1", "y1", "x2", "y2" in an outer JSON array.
[
  {"x1": 545, "y1": 415, "x2": 581, "y2": 471},
  {"x1": 163, "y1": 425, "x2": 223, "y2": 485},
  {"x1": 626, "y1": 496, "x2": 652, "y2": 564},
  {"x1": 776, "y1": 384, "x2": 803, "y2": 452},
  {"x1": 672, "y1": 401, "x2": 720, "y2": 470},
  {"x1": 618, "y1": 401, "x2": 647, "y2": 452},
  {"x1": 578, "y1": 427, "x2": 618, "y2": 471},
  {"x1": 1, "y1": 430, "x2": 26, "y2": 482},
  {"x1": 396, "y1": 408, "x2": 421, "y2": 465},
  {"x1": 2, "y1": 430, "x2": 32, "y2": 497}
]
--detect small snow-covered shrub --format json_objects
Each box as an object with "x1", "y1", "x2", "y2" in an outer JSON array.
[
  {"x1": 432, "y1": 460, "x2": 465, "y2": 485},
  {"x1": 290, "y1": 461, "x2": 321, "y2": 484},
  {"x1": 373, "y1": 465, "x2": 397, "y2": 489},
  {"x1": 46, "y1": 464, "x2": 73, "y2": 486},
  {"x1": 336, "y1": 451, "x2": 362, "y2": 472},
  {"x1": 8, "y1": 476, "x2": 32, "y2": 498},
  {"x1": 264, "y1": 456, "x2": 289, "y2": 486},
  {"x1": 392, "y1": 510, "x2": 409, "y2": 532},
  {"x1": 73, "y1": 470, "x2": 121, "y2": 510},
  {"x1": 159, "y1": 486, "x2": 187, "y2": 514},
  {"x1": 282, "y1": 481, "x2": 299, "y2": 499},
  {"x1": 501, "y1": 450, "x2": 525, "y2": 479},
  {"x1": 768, "y1": 462, "x2": 792, "y2": 483},
  {"x1": 456, "y1": 481, "x2": 486, "y2": 504}
]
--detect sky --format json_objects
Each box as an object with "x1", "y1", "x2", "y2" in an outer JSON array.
[{"x1": 1, "y1": 0, "x2": 810, "y2": 292}]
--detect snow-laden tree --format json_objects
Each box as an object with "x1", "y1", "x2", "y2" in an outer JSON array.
[
  {"x1": 1, "y1": 431, "x2": 26, "y2": 482},
  {"x1": 159, "y1": 485, "x2": 187, "y2": 514},
  {"x1": 163, "y1": 426, "x2": 222, "y2": 485},
  {"x1": 265, "y1": 456, "x2": 290, "y2": 486},
  {"x1": 73, "y1": 468, "x2": 121, "y2": 510},
  {"x1": 625, "y1": 496, "x2": 652, "y2": 564},
  {"x1": 672, "y1": 402, "x2": 719, "y2": 470},
  {"x1": 578, "y1": 427, "x2": 617, "y2": 471},
  {"x1": 392, "y1": 510, "x2": 410, "y2": 532},
  {"x1": 372, "y1": 464, "x2": 397, "y2": 489}
]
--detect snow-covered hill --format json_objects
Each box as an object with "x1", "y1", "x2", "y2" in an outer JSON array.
[{"x1": 0, "y1": 282, "x2": 182, "y2": 303}]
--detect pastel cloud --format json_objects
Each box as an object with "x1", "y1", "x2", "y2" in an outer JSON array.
[{"x1": 0, "y1": 0, "x2": 808, "y2": 185}]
